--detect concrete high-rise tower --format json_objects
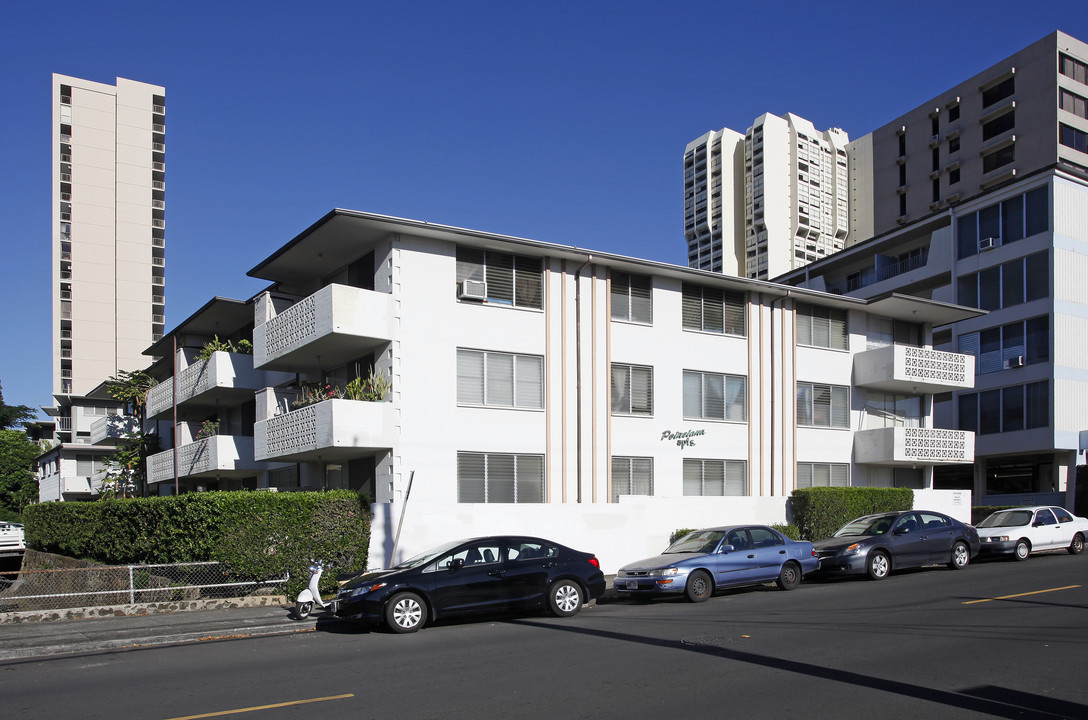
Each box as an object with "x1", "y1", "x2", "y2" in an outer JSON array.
[{"x1": 52, "y1": 74, "x2": 165, "y2": 402}]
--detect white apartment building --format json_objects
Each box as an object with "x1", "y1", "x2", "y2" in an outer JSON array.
[
  {"x1": 685, "y1": 113, "x2": 850, "y2": 280},
  {"x1": 141, "y1": 209, "x2": 975, "y2": 570},
  {"x1": 777, "y1": 31, "x2": 1088, "y2": 511},
  {"x1": 39, "y1": 75, "x2": 166, "y2": 501}
]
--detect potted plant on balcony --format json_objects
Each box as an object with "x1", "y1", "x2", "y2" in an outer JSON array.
[
  {"x1": 196, "y1": 336, "x2": 253, "y2": 361},
  {"x1": 346, "y1": 367, "x2": 391, "y2": 402},
  {"x1": 195, "y1": 419, "x2": 220, "y2": 439}
]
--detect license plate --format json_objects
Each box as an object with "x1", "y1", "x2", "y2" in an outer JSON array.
[{"x1": 626, "y1": 580, "x2": 638, "y2": 590}]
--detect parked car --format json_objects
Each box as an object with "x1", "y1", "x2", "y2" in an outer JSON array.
[
  {"x1": 975, "y1": 506, "x2": 1088, "y2": 560},
  {"x1": 0, "y1": 522, "x2": 25, "y2": 552},
  {"x1": 613, "y1": 525, "x2": 819, "y2": 602},
  {"x1": 812, "y1": 510, "x2": 980, "y2": 580},
  {"x1": 334, "y1": 536, "x2": 606, "y2": 633}
]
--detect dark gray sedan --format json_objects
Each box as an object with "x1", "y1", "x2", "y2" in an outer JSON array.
[{"x1": 812, "y1": 510, "x2": 980, "y2": 580}]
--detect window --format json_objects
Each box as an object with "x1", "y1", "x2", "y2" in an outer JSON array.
[
  {"x1": 456, "y1": 246, "x2": 542, "y2": 309},
  {"x1": 1060, "y1": 88, "x2": 1088, "y2": 119},
  {"x1": 1060, "y1": 123, "x2": 1088, "y2": 154},
  {"x1": 682, "y1": 283, "x2": 745, "y2": 335},
  {"x1": 796, "y1": 463, "x2": 849, "y2": 488},
  {"x1": 867, "y1": 317, "x2": 921, "y2": 349},
  {"x1": 982, "y1": 110, "x2": 1015, "y2": 141},
  {"x1": 457, "y1": 349, "x2": 543, "y2": 409},
  {"x1": 982, "y1": 76, "x2": 1015, "y2": 108},
  {"x1": 683, "y1": 370, "x2": 746, "y2": 421},
  {"x1": 75, "y1": 455, "x2": 102, "y2": 476},
  {"x1": 610, "y1": 271, "x2": 652, "y2": 324},
  {"x1": 949, "y1": 136, "x2": 960, "y2": 153},
  {"x1": 956, "y1": 187, "x2": 1048, "y2": 259},
  {"x1": 949, "y1": 167, "x2": 961, "y2": 185},
  {"x1": 982, "y1": 145, "x2": 1015, "y2": 173},
  {"x1": 611, "y1": 364, "x2": 653, "y2": 416},
  {"x1": 956, "y1": 252, "x2": 1049, "y2": 309},
  {"x1": 796, "y1": 303, "x2": 848, "y2": 350},
  {"x1": 1060, "y1": 53, "x2": 1088, "y2": 85},
  {"x1": 864, "y1": 392, "x2": 922, "y2": 428},
  {"x1": 797, "y1": 383, "x2": 850, "y2": 428},
  {"x1": 611, "y1": 457, "x2": 653, "y2": 502},
  {"x1": 682, "y1": 458, "x2": 746, "y2": 496},
  {"x1": 958, "y1": 381, "x2": 1048, "y2": 434},
  {"x1": 457, "y1": 452, "x2": 544, "y2": 503},
  {"x1": 949, "y1": 104, "x2": 960, "y2": 122}
]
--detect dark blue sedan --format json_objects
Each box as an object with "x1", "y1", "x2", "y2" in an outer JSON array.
[{"x1": 614, "y1": 525, "x2": 820, "y2": 602}]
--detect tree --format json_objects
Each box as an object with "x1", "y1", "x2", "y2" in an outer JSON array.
[
  {"x1": 0, "y1": 429, "x2": 39, "y2": 515},
  {"x1": 106, "y1": 370, "x2": 158, "y2": 415},
  {"x1": 0, "y1": 380, "x2": 36, "y2": 430},
  {"x1": 101, "y1": 430, "x2": 160, "y2": 499}
]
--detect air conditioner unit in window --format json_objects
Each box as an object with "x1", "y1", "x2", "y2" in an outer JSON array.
[
  {"x1": 978, "y1": 236, "x2": 999, "y2": 251},
  {"x1": 1005, "y1": 355, "x2": 1025, "y2": 369},
  {"x1": 458, "y1": 280, "x2": 487, "y2": 301}
]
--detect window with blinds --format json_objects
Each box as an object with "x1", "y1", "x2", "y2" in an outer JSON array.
[
  {"x1": 457, "y1": 349, "x2": 543, "y2": 408},
  {"x1": 681, "y1": 283, "x2": 746, "y2": 335},
  {"x1": 610, "y1": 271, "x2": 653, "y2": 324},
  {"x1": 797, "y1": 383, "x2": 850, "y2": 428},
  {"x1": 796, "y1": 462, "x2": 849, "y2": 488},
  {"x1": 796, "y1": 302, "x2": 848, "y2": 350},
  {"x1": 456, "y1": 246, "x2": 543, "y2": 309},
  {"x1": 457, "y1": 452, "x2": 544, "y2": 503},
  {"x1": 682, "y1": 459, "x2": 746, "y2": 496},
  {"x1": 682, "y1": 370, "x2": 746, "y2": 421},
  {"x1": 611, "y1": 457, "x2": 653, "y2": 502},
  {"x1": 611, "y1": 364, "x2": 653, "y2": 416}
]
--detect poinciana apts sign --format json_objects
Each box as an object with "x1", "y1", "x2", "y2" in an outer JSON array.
[{"x1": 660, "y1": 429, "x2": 706, "y2": 450}]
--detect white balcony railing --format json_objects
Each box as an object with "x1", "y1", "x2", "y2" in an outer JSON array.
[
  {"x1": 254, "y1": 284, "x2": 394, "y2": 371},
  {"x1": 853, "y1": 345, "x2": 975, "y2": 394},
  {"x1": 147, "y1": 436, "x2": 260, "y2": 484},
  {"x1": 89, "y1": 415, "x2": 140, "y2": 445},
  {"x1": 146, "y1": 351, "x2": 293, "y2": 419},
  {"x1": 854, "y1": 427, "x2": 975, "y2": 466},
  {"x1": 254, "y1": 398, "x2": 393, "y2": 462}
]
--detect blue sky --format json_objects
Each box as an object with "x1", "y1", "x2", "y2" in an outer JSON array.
[{"x1": 2, "y1": 1, "x2": 1086, "y2": 415}]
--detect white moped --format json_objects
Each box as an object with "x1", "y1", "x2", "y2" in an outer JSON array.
[{"x1": 294, "y1": 561, "x2": 335, "y2": 620}]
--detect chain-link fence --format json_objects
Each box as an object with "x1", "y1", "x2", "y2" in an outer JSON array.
[{"x1": 0, "y1": 561, "x2": 287, "y2": 613}]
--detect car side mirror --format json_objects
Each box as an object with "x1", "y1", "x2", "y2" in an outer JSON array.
[
  {"x1": 1033, "y1": 521, "x2": 1045, "y2": 527},
  {"x1": 718, "y1": 544, "x2": 735, "y2": 554},
  {"x1": 893, "y1": 527, "x2": 908, "y2": 535},
  {"x1": 449, "y1": 558, "x2": 465, "y2": 571}
]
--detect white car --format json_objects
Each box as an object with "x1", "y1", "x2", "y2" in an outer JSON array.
[
  {"x1": 976, "y1": 506, "x2": 1088, "y2": 560},
  {"x1": 0, "y1": 521, "x2": 25, "y2": 552}
]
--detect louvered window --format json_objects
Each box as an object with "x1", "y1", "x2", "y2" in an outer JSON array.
[
  {"x1": 457, "y1": 452, "x2": 544, "y2": 503},
  {"x1": 682, "y1": 283, "x2": 746, "y2": 335},
  {"x1": 796, "y1": 302, "x2": 848, "y2": 350},
  {"x1": 797, "y1": 383, "x2": 850, "y2": 428},
  {"x1": 611, "y1": 364, "x2": 653, "y2": 416},
  {"x1": 611, "y1": 271, "x2": 653, "y2": 324},
  {"x1": 611, "y1": 457, "x2": 653, "y2": 502},
  {"x1": 796, "y1": 463, "x2": 850, "y2": 488},
  {"x1": 457, "y1": 349, "x2": 543, "y2": 408},
  {"x1": 683, "y1": 370, "x2": 746, "y2": 421},
  {"x1": 682, "y1": 459, "x2": 746, "y2": 496},
  {"x1": 456, "y1": 246, "x2": 543, "y2": 309}
]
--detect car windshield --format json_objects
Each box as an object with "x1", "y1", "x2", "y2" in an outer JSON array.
[
  {"x1": 393, "y1": 540, "x2": 469, "y2": 569},
  {"x1": 665, "y1": 531, "x2": 724, "y2": 554},
  {"x1": 834, "y1": 516, "x2": 895, "y2": 537},
  {"x1": 977, "y1": 510, "x2": 1033, "y2": 528}
]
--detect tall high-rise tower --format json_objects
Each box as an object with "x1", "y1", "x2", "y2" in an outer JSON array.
[{"x1": 52, "y1": 74, "x2": 165, "y2": 400}]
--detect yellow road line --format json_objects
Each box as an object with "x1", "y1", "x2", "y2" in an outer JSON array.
[
  {"x1": 962, "y1": 584, "x2": 1081, "y2": 605},
  {"x1": 164, "y1": 694, "x2": 354, "y2": 720}
]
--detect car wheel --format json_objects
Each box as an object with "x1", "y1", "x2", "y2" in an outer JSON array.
[
  {"x1": 776, "y1": 561, "x2": 801, "y2": 591},
  {"x1": 294, "y1": 600, "x2": 313, "y2": 620},
  {"x1": 1014, "y1": 539, "x2": 1031, "y2": 561},
  {"x1": 866, "y1": 551, "x2": 890, "y2": 581},
  {"x1": 685, "y1": 570, "x2": 713, "y2": 602},
  {"x1": 1069, "y1": 533, "x2": 1085, "y2": 555},
  {"x1": 385, "y1": 592, "x2": 426, "y2": 633},
  {"x1": 948, "y1": 541, "x2": 970, "y2": 570},
  {"x1": 548, "y1": 580, "x2": 583, "y2": 617}
]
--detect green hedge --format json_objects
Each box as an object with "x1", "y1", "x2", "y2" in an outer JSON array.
[
  {"x1": 791, "y1": 487, "x2": 914, "y2": 541},
  {"x1": 22, "y1": 491, "x2": 369, "y2": 596}
]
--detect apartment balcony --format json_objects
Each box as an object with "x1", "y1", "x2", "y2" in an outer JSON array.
[
  {"x1": 853, "y1": 345, "x2": 975, "y2": 394},
  {"x1": 89, "y1": 415, "x2": 140, "y2": 445},
  {"x1": 254, "y1": 399, "x2": 394, "y2": 463},
  {"x1": 147, "y1": 436, "x2": 266, "y2": 485},
  {"x1": 854, "y1": 427, "x2": 975, "y2": 466},
  {"x1": 254, "y1": 284, "x2": 394, "y2": 372},
  {"x1": 146, "y1": 351, "x2": 294, "y2": 420}
]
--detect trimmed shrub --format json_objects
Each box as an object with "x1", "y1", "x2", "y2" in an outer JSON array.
[
  {"x1": 771, "y1": 523, "x2": 801, "y2": 540},
  {"x1": 22, "y1": 491, "x2": 369, "y2": 596},
  {"x1": 791, "y1": 487, "x2": 913, "y2": 541}
]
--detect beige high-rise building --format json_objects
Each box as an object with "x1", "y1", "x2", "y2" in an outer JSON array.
[
  {"x1": 684, "y1": 113, "x2": 850, "y2": 279},
  {"x1": 52, "y1": 74, "x2": 165, "y2": 402}
]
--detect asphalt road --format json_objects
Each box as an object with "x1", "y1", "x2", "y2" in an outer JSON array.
[{"x1": 2, "y1": 552, "x2": 1087, "y2": 720}]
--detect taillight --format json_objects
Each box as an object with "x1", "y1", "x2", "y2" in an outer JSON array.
[{"x1": 588, "y1": 556, "x2": 600, "y2": 569}]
